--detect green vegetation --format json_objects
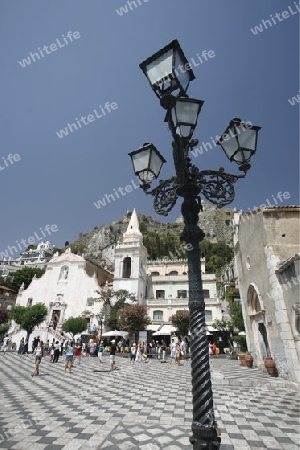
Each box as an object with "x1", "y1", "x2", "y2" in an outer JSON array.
[
  {"x1": 8, "y1": 267, "x2": 45, "y2": 292},
  {"x1": 11, "y1": 303, "x2": 48, "y2": 341},
  {"x1": 62, "y1": 317, "x2": 87, "y2": 336},
  {"x1": 171, "y1": 310, "x2": 190, "y2": 336},
  {"x1": 200, "y1": 240, "x2": 233, "y2": 274}
]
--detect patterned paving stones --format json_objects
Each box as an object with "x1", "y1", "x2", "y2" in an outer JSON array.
[{"x1": 0, "y1": 353, "x2": 299, "y2": 449}]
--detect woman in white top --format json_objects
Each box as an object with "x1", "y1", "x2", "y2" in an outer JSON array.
[{"x1": 31, "y1": 341, "x2": 44, "y2": 377}]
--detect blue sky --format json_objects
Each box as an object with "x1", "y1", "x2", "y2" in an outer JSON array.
[{"x1": 0, "y1": 0, "x2": 299, "y2": 255}]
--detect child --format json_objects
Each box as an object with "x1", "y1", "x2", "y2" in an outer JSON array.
[{"x1": 98, "y1": 341, "x2": 104, "y2": 363}]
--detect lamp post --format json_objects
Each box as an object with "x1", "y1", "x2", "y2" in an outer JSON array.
[
  {"x1": 96, "y1": 313, "x2": 104, "y2": 338},
  {"x1": 129, "y1": 40, "x2": 261, "y2": 449}
]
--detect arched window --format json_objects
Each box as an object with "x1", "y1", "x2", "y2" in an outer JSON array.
[
  {"x1": 248, "y1": 285, "x2": 262, "y2": 313},
  {"x1": 153, "y1": 310, "x2": 163, "y2": 321},
  {"x1": 169, "y1": 271, "x2": 178, "y2": 276},
  {"x1": 27, "y1": 298, "x2": 33, "y2": 307},
  {"x1": 59, "y1": 265, "x2": 69, "y2": 281},
  {"x1": 205, "y1": 310, "x2": 212, "y2": 321},
  {"x1": 151, "y1": 271, "x2": 160, "y2": 276},
  {"x1": 122, "y1": 257, "x2": 131, "y2": 278}
]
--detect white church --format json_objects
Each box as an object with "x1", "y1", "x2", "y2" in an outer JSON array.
[{"x1": 9, "y1": 209, "x2": 221, "y2": 345}]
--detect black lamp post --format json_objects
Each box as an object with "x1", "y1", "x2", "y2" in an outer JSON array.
[{"x1": 129, "y1": 40, "x2": 261, "y2": 449}]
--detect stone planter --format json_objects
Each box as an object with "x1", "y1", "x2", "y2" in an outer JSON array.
[
  {"x1": 264, "y1": 357, "x2": 277, "y2": 377},
  {"x1": 245, "y1": 353, "x2": 253, "y2": 368}
]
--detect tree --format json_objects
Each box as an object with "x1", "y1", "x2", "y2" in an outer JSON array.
[
  {"x1": 25, "y1": 244, "x2": 37, "y2": 251},
  {"x1": 8, "y1": 267, "x2": 45, "y2": 292},
  {"x1": 211, "y1": 319, "x2": 234, "y2": 345},
  {"x1": 11, "y1": 303, "x2": 48, "y2": 341},
  {"x1": 171, "y1": 310, "x2": 190, "y2": 337},
  {"x1": 61, "y1": 317, "x2": 87, "y2": 337},
  {"x1": 107, "y1": 290, "x2": 137, "y2": 330},
  {"x1": 119, "y1": 304, "x2": 151, "y2": 338},
  {"x1": 0, "y1": 307, "x2": 11, "y2": 342},
  {"x1": 227, "y1": 301, "x2": 245, "y2": 331}
]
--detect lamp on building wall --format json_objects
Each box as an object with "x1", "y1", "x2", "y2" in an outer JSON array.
[{"x1": 128, "y1": 39, "x2": 261, "y2": 449}]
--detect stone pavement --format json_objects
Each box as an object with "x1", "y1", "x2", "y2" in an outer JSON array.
[{"x1": 0, "y1": 352, "x2": 299, "y2": 450}]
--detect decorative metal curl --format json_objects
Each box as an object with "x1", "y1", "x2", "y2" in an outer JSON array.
[
  {"x1": 196, "y1": 168, "x2": 245, "y2": 208},
  {"x1": 142, "y1": 177, "x2": 179, "y2": 216}
]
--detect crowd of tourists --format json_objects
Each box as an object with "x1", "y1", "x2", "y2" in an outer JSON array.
[{"x1": 1, "y1": 334, "x2": 191, "y2": 375}]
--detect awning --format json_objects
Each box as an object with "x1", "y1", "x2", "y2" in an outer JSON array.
[
  {"x1": 207, "y1": 326, "x2": 218, "y2": 332},
  {"x1": 146, "y1": 324, "x2": 160, "y2": 331},
  {"x1": 153, "y1": 325, "x2": 178, "y2": 336}
]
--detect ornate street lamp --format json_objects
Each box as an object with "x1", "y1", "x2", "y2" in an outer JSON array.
[
  {"x1": 217, "y1": 118, "x2": 261, "y2": 172},
  {"x1": 139, "y1": 39, "x2": 195, "y2": 99},
  {"x1": 129, "y1": 40, "x2": 261, "y2": 449}
]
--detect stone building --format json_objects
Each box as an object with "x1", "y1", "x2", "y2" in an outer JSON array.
[
  {"x1": 233, "y1": 206, "x2": 300, "y2": 383},
  {"x1": 10, "y1": 249, "x2": 113, "y2": 346}
]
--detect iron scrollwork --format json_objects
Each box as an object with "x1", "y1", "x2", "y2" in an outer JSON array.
[
  {"x1": 142, "y1": 176, "x2": 179, "y2": 216},
  {"x1": 196, "y1": 168, "x2": 245, "y2": 208}
]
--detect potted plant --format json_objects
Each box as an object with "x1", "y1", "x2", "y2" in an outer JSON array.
[
  {"x1": 245, "y1": 351, "x2": 253, "y2": 368},
  {"x1": 264, "y1": 357, "x2": 277, "y2": 376}
]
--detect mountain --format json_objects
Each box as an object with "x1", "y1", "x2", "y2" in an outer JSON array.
[{"x1": 67, "y1": 201, "x2": 234, "y2": 274}]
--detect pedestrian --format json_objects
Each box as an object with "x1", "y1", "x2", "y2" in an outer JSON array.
[
  {"x1": 157, "y1": 343, "x2": 162, "y2": 360},
  {"x1": 18, "y1": 337, "x2": 24, "y2": 355},
  {"x1": 170, "y1": 338, "x2": 176, "y2": 364},
  {"x1": 180, "y1": 339, "x2": 186, "y2": 359},
  {"x1": 31, "y1": 341, "x2": 44, "y2": 376},
  {"x1": 98, "y1": 341, "x2": 104, "y2": 363},
  {"x1": 74, "y1": 339, "x2": 82, "y2": 365},
  {"x1": 161, "y1": 339, "x2": 167, "y2": 362},
  {"x1": 1, "y1": 335, "x2": 10, "y2": 355},
  {"x1": 208, "y1": 342, "x2": 213, "y2": 357},
  {"x1": 49, "y1": 345, "x2": 54, "y2": 362},
  {"x1": 130, "y1": 343, "x2": 136, "y2": 364},
  {"x1": 110, "y1": 339, "x2": 117, "y2": 371},
  {"x1": 53, "y1": 341, "x2": 60, "y2": 363},
  {"x1": 89, "y1": 340, "x2": 96, "y2": 356},
  {"x1": 82, "y1": 342, "x2": 87, "y2": 357},
  {"x1": 212, "y1": 342, "x2": 218, "y2": 357},
  {"x1": 135, "y1": 340, "x2": 142, "y2": 363},
  {"x1": 151, "y1": 340, "x2": 156, "y2": 355},
  {"x1": 44, "y1": 340, "x2": 50, "y2": 355},
  {"x1": 119, "y1": 339, "x2": 124, "y2": 357},
  {"x1": 175, "y1": 343, "x2": 181, "y2": 365},
  {"x1": 21, "y1": 340, "x2": 29, "y2": 356},
  {"x1": 64, "y1": 342, "x2": 74, "y2": 373}
]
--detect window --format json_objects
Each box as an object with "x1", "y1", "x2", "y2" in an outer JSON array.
[
  {"x1": 156, "y1": 290, "x2": 165, "y2": 299},
  {"x1": 203, "y1": 290, "x2": 210, "y2": 298},
  {"x1": 122, "y1": 257, "x2": 131, "y2": 278},
  {"x1": 153, "y1": 310, "x2": 163, "y2": 321},
  {"x1": 177, "y1": 290, "x2": 187, "y2": 298},
  {"x1": 151, "y1": 271, "x2": 160, "y2": 276},
  {"x1": 27, "y1": 298, "x2": 33, "y2": 307},
  {"x1": 169, "y1": 271, "x2": 178, "y2": 276},
  {"x1": 59, "y1": 265, "x2": 69, "y2": 281},
  {"x1": 205, "y1": 310, "x2": 212, "y2": 321},
  {"x1": 86, "y1": 298, "x2": 94, "y2": 306}
]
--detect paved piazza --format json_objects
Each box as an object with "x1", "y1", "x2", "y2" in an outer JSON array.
[{"x1": 0, "y1": 353, "x2": 299, "y2": 450}]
